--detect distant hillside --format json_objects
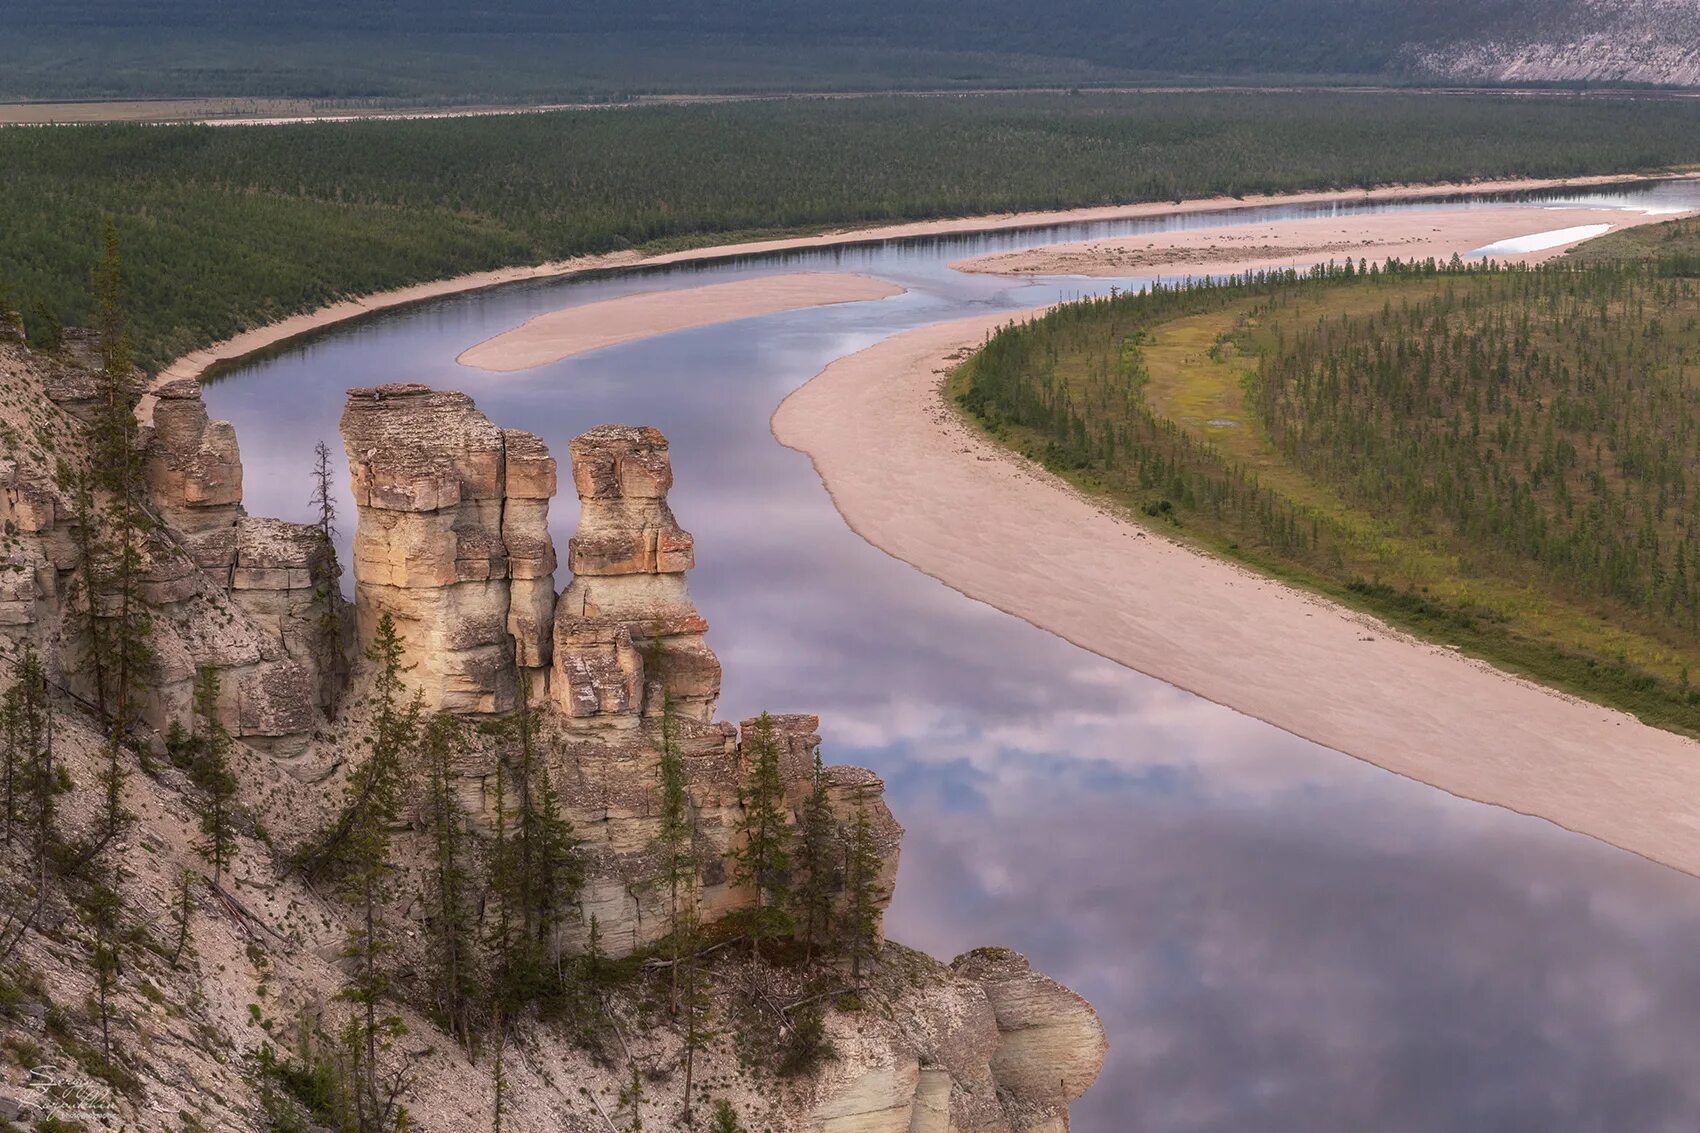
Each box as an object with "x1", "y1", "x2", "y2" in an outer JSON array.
[
  {"x1": 7, "y1": 0, "x2": 1700, "y2": 101},
  {"x1": 1415, "y1": 0, "x2": 1700, "y2": 86}
]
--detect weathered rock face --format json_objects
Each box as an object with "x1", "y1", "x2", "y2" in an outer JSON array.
[
  {"x1": 807, "y1": 946, "x2": 1108, "y2": 1133},
  {"x1": 332, "y1": 387, "x2": 1105, "y2": 1126},
  {"x1": 553, "y1": 424, "x2": 721, "y2": 725},
  {"x1": 139, "y1": 376, "x2": 344, "y2": 749},
  {"x1": 340, "y1": 384, "x2": 557, "y2": 714},
  {"x1": 0, "y1": 340, "x2": 342, "y2": 754}
]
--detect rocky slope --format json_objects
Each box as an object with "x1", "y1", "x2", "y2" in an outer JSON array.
[
  {"x1": 1413, "y1": 0, "x2": 1700, "y2": 86},
  {"x1": 0, "y1": 323, "x2": 1106, "y2": 1131}
]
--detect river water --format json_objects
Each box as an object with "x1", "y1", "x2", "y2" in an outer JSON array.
[{"x1": 208, "y1": 180, "x2": 1700, "y2": 1132}]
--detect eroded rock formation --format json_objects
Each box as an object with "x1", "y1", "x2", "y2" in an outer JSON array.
[
  {"x1": 0, "y1": 340, "x2": 340, "y2": 754},
  {"x1": 554, "y1": 424, "x2": 720, "y2": 725},
  {"x1": 340, "y1": 384, "x2": 555, "y2": 714}
]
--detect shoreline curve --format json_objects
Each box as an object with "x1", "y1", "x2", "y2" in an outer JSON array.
[
  {"x1": 770, "y1": 311, "x2": 1700, "y2": 880},
  {"x1": 152, "y1": 170, "x2": 1681, "y2": 402}
]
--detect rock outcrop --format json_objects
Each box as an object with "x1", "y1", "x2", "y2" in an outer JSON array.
[
  {"x1": 0, "y1": 337, "x2": 342, "y2": 754},
  {"x1": 339, "y1": 392, "x2": 897, "y2": 956},
  {"x1": 340, "y1": 384, "x2": 555, "y2": 714},
  {"x1": 0, "y1": 349, "x2": 1107, "y2": 1133},
  {"x1": 553, "y1": 425, "x2": 720, "y2": 725}
]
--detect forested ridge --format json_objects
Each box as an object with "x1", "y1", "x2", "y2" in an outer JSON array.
[
  {"x1": 0, "y1": 0, "x2": 1589, "y2": 100},
  {"x1": 956, "y1": 231, "x2": 1700, "y2": 733},
  {"x1": 6, "y1": 92, "x2": 1700, "y2": 369}
]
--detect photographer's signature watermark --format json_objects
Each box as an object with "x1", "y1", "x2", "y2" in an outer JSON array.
[{"x1": 1, "y1": 1064, "x2": 114, "y2": 1121}]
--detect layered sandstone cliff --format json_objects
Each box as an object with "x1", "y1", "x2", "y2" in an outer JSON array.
[
  {"x1": 335, "y1": 386, "x2": 1106, "y2": 1128},
  {"x1": 0, "y1": 336, "x2": 1104, "y2": 1133},
  {"x1": 0, "y1": 338, "x2": 340, "y2": 754},
  {"x1": 340, "y1": 384, "x2": 555, "y2": 714}
]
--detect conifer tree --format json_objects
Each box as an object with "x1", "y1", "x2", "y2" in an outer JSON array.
[
  {"x1": 190, "y1": 665, "x2": 239, "y2": 886},
  {"x1": 87, "y1": 871, "x2": 124, "y2": 1062},
  {"x1": 838, "y1": 801, "x2": 887, "y2": 981},
  {"x1": 169, "y1": 868, "x2": 195, "y2": 968},
  {"x1": 790, "y1": 746, "x2": 838, "y2": 963},
  {"x1": 309, "y1": 440, "x2": 346, "y2": 717},
  {"x1": 677, "y1": 901, "x2": 712, "y2": 1128},
  {"x1": 420, "y1": 713, "x2": 476, "y2": 1049},
  {"x1": 83, "y1": 224, "x2": 153, "y2": 849},
  {"x1": 731, "y1": 713, "x2": 791, "y2": 953},
  {"x1": 332, "y1": 613, "x2": 421, "y2": 1132},
  {"x1": 651, "y1": 697, "x2": 695, "y2": 1015}
]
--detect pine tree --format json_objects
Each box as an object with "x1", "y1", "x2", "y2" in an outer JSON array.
[
  {"x1": 309, "y1": 440, "x2": 346, "y2": 717},
  {"x1": 790, "y1": 746, "x2": 838, "y2": 963},
  {"x1": 189, "y1": 666, "x2": 239, "y2": 886},
  {"x1": 730, "y1": 713, "x2": 792, "y2": 953},
  {"x1": 420, "y1": 713, "x2": 476, "y2": 1049},
  {"x1": 330, "y1": 613, "x2": 421, "y2": 1132},
  {"x1": 650, "y1": 697, "x2": 695, "y2": 1015},
  {"x1": 838, "y1": 801, "x2": 887, "y2": 981}
]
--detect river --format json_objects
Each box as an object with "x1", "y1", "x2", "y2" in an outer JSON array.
[{"x1": 207, "y1": 179, "x2": 1700, "y2": 1132}]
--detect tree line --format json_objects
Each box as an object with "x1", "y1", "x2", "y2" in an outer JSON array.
[
  {"x1": 956, "y1": 248, "x2": 1700, "y2": 733},
  {"x1": 7, "y1": 92, "x2": 1700, "y2": 366}
]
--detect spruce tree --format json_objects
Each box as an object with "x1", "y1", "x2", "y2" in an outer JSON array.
[
  {"x1": 332, "y1": 613, "x2": 421, "y2": 1132},
  {"x1": 83, "y1": 224, "x2": 153, "y2": 849},
  {"x1": 420, "y1": 713, "x2": 476, "y2": 1049},
  {"x1": 790, "y1": 746, "x2": 838, "y2": 963},
  {"x1": 88, "y1": 873, "x2": 124, "y2": 1062},
  {"x1": 189, "y1": 665, "x2": 239, "y2": 886},
  {"x1": 309, "y1": 439, "x2": 346, "y2": 717},
  {"x1": 731, "y1": 713, "x2": 792, "y2": 953},
  {"x1": 838, "y1": 801, "x2": 887, "y2": 981},
  {"x1": 651, "y1": 697, "x2": 695, "y2": 1015}
]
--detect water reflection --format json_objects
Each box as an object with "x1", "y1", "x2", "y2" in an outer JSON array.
[{"x1": 205, "y1": 180, "x2": 1700, "y2": 1132}]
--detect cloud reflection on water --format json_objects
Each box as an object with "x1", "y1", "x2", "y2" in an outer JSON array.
[{"x1": 203, "y1": 181, "x2": 1700, "y2": 1132}]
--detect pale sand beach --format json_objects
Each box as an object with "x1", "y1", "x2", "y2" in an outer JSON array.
[
  {"x1": 949, "y1": 204, "x2": 1686, "y2": 278},
  {"x1": 153, "y1": 172, "x2": 1678, "y2": 395},
  {"x1": 456, "y1": 273, "x2": 906, "y2": 371},
  {"x1": 770, "y1": 312, "x2": 1700, "y2": 878}
]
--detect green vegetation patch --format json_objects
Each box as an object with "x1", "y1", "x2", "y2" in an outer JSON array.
[
  {"x1": 7, "y1": 92, "x2": 1700, "y2": 368},
  {"x1": 955, "y1": 242, "x2": 1700, "y2": 734}
]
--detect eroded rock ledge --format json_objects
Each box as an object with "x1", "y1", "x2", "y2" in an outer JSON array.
[{"x1": 337, "y1": 384, "x2": 1108, "y2": 1129}]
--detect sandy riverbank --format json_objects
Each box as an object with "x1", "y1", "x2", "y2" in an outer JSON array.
[
  {"x1": 950, "y1": 204, "x2": 1686, "y2": 278},
  {"x1": 771, "y1": 312, "x2": 1700, "y2": 878},
  {"x1": 154, "y1": 172, "x2": 1682, "y2": 395},
  {"x1": 457, "y1": 273, "x2": 905, "y2": 371}
]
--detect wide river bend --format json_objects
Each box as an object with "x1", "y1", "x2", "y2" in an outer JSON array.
[{"x1": 209, "y1": 180, "x2": 1700, "y2": 1132}]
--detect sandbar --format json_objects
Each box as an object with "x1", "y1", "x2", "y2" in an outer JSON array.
[
  {"x1": 456, "y1": 273, "x2": 906, "y2": 372},
  {"x1": 771, "y1": 311, "x2": 1700, "y2": 878},
  {"x1": 154, "y1": 172, "x2": 1681, "y2": 399},
  {"x1": 950, "y1": 205, "x2": 1688, "y2": 278}
]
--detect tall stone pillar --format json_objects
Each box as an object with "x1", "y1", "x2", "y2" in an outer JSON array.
[
  {"x1": 340, "y1": 384, "x2": 556, "y2": 714},
  {"x1": 552, "y1": 425, "x2": 721, "y2": 724}
]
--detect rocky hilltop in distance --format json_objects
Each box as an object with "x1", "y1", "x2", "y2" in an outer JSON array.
[
  {"x1": 0, "y1": 316, "x2": 1105, "y2": 1132},
  {"x1": 1414, "y1": 0, "x2": 1700, "y2": 85}
]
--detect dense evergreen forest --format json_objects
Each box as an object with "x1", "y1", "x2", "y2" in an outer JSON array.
[
  {"x1": 955, "y1": 235, "x2": 1700, "y2": 733},
  {"x1": 0, "y1": 0, "x2": 1570, "y2": 100},
  {"x1": 6, "y1": 92, "x2": 1700, "y2": 368}
]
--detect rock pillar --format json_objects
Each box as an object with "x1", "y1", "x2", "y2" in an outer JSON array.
[
  {"x1": 551, "y1": 425, "x2": 721, "y2": 723},
  {"x1": 340, "y1": 384, "x2": 557, "y2": 714}
]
